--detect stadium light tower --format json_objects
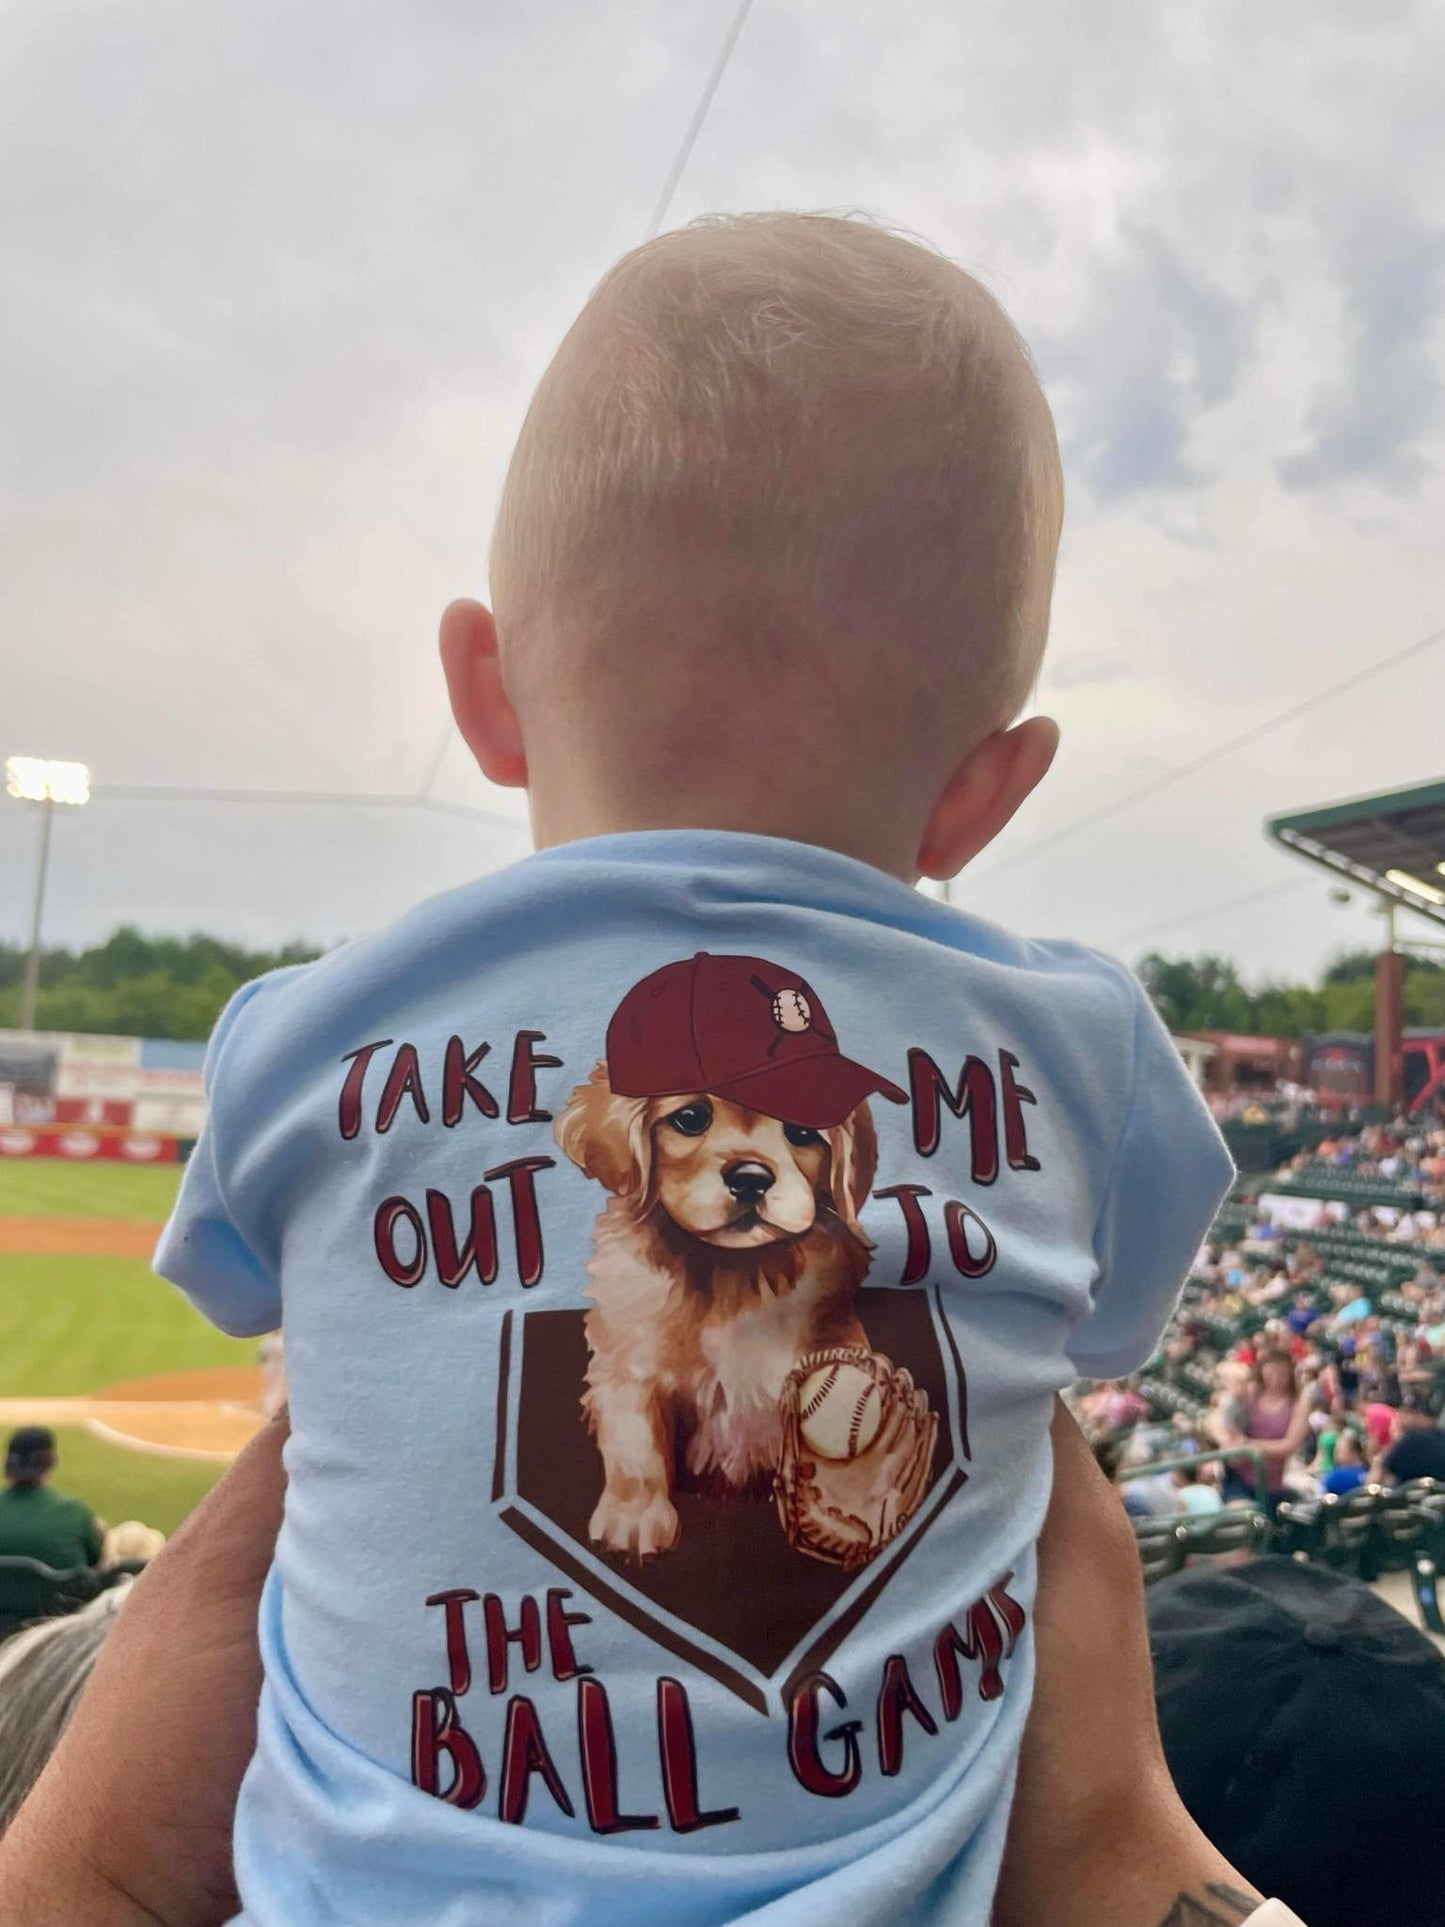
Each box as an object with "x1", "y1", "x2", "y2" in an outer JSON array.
[{"x1": 5, "y1": 757, "x2": 91, "y2": 1033}]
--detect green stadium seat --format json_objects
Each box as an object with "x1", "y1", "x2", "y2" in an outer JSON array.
[
  {"x1": 0, "y1": 1555, "x2": 101, "y2": 1644},
  {"x1": 1412, "y1": 1557, "x2": 1445, "y2": 1636},
  {"x1": 1179, "y1": 1506, "x2": 1270, "y2": 1562},
  {"x1": 1132, "y1": 1518, "x2": 1188, "y2": 1585},
  {"x1": 1273, "y1": 1497, "x2": 1328, "y2": 1560}
]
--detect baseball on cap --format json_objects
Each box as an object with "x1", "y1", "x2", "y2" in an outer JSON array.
[
  {"x1": 1149, "y1": 1558, "x2": 1445, "y2": 1927},
  {"x1": 606, "y1": 953, "x2": 907, "y2": 1130},
  {"x1": 5, "y1": 1425, "x2": 56, "y2": 1482}
]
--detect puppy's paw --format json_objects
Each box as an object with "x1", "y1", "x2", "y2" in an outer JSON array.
[{"x1": 589, "y1": 1489, "x2": 680, "y2": 1559}]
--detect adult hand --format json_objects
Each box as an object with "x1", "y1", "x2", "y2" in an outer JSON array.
[
  {"x1": 0, "y1": 1412, "x2": 287, "y2": 1927},
  {"x1": 993, "y1": 1401, "x2": 1261, "y2": 1927}
]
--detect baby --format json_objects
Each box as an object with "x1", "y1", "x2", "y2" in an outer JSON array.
[{"x1": 156, "y1": 213, "x2": 1233, "y2": 1926}]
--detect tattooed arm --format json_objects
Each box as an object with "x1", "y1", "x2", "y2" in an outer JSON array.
[
  {"x1": 992, "y1": 1404, "x2": 1267, "y2": 1927},
  {"x1": 1154, "y1": 1884, "x2": 1262, "y2": 1924}
]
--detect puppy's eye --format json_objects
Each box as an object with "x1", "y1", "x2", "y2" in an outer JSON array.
[
  {"x1": 783, "y1": 1123, "x2": 823, "y2": 1147},
  {"x1": 666, "y1": 1102, "x2": 713, "y2": 1137}
]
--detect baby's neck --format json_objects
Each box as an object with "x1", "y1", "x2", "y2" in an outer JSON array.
[{"x1": 525, "y1": 774, "x2": 922, "y2": 885}]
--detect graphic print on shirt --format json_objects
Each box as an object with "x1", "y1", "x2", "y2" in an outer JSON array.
[{"x1": 491, "y1": 954, "x2": 981, "y2": 1711}]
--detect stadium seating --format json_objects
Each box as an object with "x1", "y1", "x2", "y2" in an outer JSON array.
[
  {"x1": 1129, "y1": 1506, "x2": 1268, "y2": 1582},
  {"x1": 1131, "y1": 1518, "x2": 1188, "y2": 1584},
  {"x1": 1269, "y1": 1164, "x2": 1425, "y2": 1210},
  {"x1": 0, "y1": 1556, "x2": 101, "y2": 1643},
  {"x1": 1117, "y1": 1109, "x2": 1445, "y2": 1628}
]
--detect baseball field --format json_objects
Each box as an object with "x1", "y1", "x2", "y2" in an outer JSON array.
[{"x1": 0, "y1": 1159, "x2": 265, "y2": 1534}]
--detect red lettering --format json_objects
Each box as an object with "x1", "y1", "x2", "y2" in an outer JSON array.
[
  {"x1": 484, "y1": 1593, "x2": 543, "y2": 1695},
  {"x1": 426, "y1": 1186, "x2": 499, "y2": 1289},
  {"x1": 442, "y1": 1036, "x2": 499, "y2": 1127},
  {"x1": 338, "y1": 1039, "x2": 392, "y2": 1140},
  {"x1": 908, "y1": 1049, "x2": 999, "y2": 1182},
  {"x1": 876, "y1": 1653, "x2": 937, "y2": 1775},
  {"x1": 786, "y1": 1672, "x2": 863, "y2": 1798},
  {"x1": 934, "y1": 1617, "x2": 975, "y2": 1722},
  {"x1": 507, "y1": 1031, "x2": 563, "y2": 1125},
  {"x1": 987, "y1": 1575, "x2": 1027, "y2": 1649},
  {"x1": 411, "y1": 1689, "x2": 485, "y2": 1806},
  {"x1": 545, "y1": 1589, "x2": 593, "y2": 1682},
  {"x1": 577, "y1": 1677, "x2": 660, "y2": 1834},
  {"x1": 377, "y1": 1044, "x2": 430, "y2": 1133},
  {"x1": 933, "y1": 1581, "x2": 1022, "y2": 1714},
  {"x1": 999, "y1": 1053, "x2": 1040, "y2": 1172},
  {"x1": 498, "y1": 1696, "x2": 574, "y2": 1825},
  {"x1": 656, "y1": 1678, "x2": 739, "y2": 1832},
  {"x1": 965, "y1": 1596, "x2": 1008, "y2": 1703},
  {"x1": 425, "y1": 1588, "x2": 479, "y2": 1696},
  {"x1": 374, "y1": 1196, "x2": 426, "y2": 1287},
  {"x1": 943, "y1": 1199, "x2": 997, "y2": 1279},
  {"x1": 484, "y1": 1156, "x2": 555, "y2": 1288},
  {"x1": 873, "y1": 1182, "x2": 932, "y2": 1284}
]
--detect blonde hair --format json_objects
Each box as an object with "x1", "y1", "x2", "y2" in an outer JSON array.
[
  {"x1": 491, "y1": 212, "x2": 1062, "y2": 778},
  {"x1": 100, "y1": 1520, "x2": 166, "y2": 1565}
]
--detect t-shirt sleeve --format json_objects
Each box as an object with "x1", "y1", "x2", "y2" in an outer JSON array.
[
  {"x1": 153, "y1": 977, "x2": 282, "y2": 1339},
  {"x1": 1068, "y1": 975, "x2": 1235, "y2": 1380}
]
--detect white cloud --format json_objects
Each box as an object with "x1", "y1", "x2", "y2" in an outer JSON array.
[{"x1": 2, "y1": 0, "x2": 1443, "y2": 985}]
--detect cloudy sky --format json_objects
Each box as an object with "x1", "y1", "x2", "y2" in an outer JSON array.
[{"x1": 3, "y1": 0, "x2": 1443, "y2": 980}]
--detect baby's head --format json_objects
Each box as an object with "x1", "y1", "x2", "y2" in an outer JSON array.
[{"x1": 443, "y1": 212, "x2": 1064, "y2": 880}]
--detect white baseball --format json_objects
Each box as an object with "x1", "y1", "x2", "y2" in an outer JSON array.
[
  {"x1": 798, "y1": 1361, "x2": 883, "y2": 1461},
  {"x1": 773, "y1": 988, "x2": 812, "y2": 1033}
]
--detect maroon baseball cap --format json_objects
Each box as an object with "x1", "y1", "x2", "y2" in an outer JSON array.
[{"x1": 605, "y1": 953, "x2": 907, "y2": 1130}]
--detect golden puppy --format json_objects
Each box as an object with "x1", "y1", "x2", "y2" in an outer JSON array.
[{"x1": 556, "y1": 1066, "x2": 877, "y2": 1558}]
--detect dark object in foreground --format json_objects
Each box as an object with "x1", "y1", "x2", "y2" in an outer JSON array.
[{"x1": 1149, "y1": 1559, "x2": 1445, "y2": 1927}]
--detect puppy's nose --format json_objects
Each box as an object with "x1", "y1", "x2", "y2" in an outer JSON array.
[{"x1": 723, "y1": 1160, "x2": 775, "y2": 1204}]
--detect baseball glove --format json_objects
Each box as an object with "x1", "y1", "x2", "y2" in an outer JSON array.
[{"x1": 775, "y1": 1346, "x2": 938, "y2": 1570}]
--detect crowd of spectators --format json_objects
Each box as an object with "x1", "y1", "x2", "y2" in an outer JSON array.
[
  {"x1": 1274, "y1": 1116, "x2": 1445, "y2": 1227},
  {"x1": 1076, "y1": 1110, "x2": 1445, "y2": 1527}
]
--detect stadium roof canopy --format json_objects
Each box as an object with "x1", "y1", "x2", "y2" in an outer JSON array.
[{"x1": 1268, "y1": 777, "x2": 1445, "y2": 930}]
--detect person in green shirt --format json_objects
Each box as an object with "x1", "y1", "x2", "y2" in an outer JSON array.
[{"x1": 0, "y1": 1428, "x2": 103, "y2": 1570}]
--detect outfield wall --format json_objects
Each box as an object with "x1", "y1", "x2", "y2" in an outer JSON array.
[{"x1": 0, "y1": 1027, "x2": 205, "y2": 1160}]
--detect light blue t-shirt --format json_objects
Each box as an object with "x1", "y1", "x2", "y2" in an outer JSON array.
[{"x1": 155, "y1": 831, "x2": 1233, "y2": 1927}]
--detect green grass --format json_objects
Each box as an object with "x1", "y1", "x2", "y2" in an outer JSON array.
[
  {"x1": 0, "y1": 1158, "x2": 245, "y2": 1397},
  {"x1": 49, "y1": 1426, "x2": 226, "y2": 1536},
  {"x1": 0, "y1": 1253, "x2": 255, "y2": 1396},
  {"x1": 0, "y1": 1160, "x2": 246, "y2": 1534},
  {"x1": 0, "y1": 1159, "x2": 181, "y2": 1221}
]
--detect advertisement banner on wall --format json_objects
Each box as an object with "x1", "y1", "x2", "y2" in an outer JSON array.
[
  {"x1": 0, "y1": 1029, "x2": 202, "y2": 1141},
  {"x1": 0, "y1": 1127, "x2": 178, "y2": 1163},
  {"x1": 61, "y1": 1034, "x2": 144, "y2": 1069}
]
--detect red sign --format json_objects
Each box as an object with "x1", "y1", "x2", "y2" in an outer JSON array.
[{"x1": 0, "y1": 1128, "x2": 177, "y2": 1163}]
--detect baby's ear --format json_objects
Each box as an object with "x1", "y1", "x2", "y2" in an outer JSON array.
[
  {"x1": 827, "y1": 1103, "x2": 877, "y2": 1244},
  {"x1": 438, "y1": 598, "x2": 528, "y2": 789},
  {"x1": 916, "y1": 716, "x2": 1059, "y2": 880},
  {"x1": 554, "y1": 1062, "x2": 652, "y2": 1203}
]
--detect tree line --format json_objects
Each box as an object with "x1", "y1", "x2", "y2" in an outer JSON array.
[
  {"x1": 1, "y1": 929, "x2": 1443, "y2": 1045},
  {"x1": 0, "y1": 928, "x2": 320, "y2": 1041},
  {"x1": 1138, "y1": 949, "x2": 1445, "y2": 1038}
]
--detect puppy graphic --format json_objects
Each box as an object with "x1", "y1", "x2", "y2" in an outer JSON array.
[{"x1": 556, "y1": 952, "x2": 910, "y2": 1559}]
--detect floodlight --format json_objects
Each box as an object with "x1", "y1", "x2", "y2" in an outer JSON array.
[
  {"x1": 5, "y1": 756, "x2": 91, "y2": 806},
  {"x1": 7, "y1": 756, "x2": 92, "y2": 1031}
]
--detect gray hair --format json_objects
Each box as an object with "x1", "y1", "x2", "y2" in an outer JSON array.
[{"x1": 0, "y1": 1580, "x2": 131, "y2": 1836}]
